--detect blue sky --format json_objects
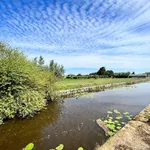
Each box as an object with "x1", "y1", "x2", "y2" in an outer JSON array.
[{"x1": 0, "y1": 0, "x2": 150, "y2": 74}]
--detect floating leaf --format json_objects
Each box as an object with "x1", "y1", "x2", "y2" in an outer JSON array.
[
  {"x1": 116, "y1": 126, "x2": 121, "y2": 130},
  {"x1": 114, "y1": 110, "x2": 120, "y2": 114},
  {"x1": 108, "y1": 117, "x2": 113, "y2": 120},
  {"x1": 24, "y1": 143, "x2": 34, "y2": 150},
  {"x1": 107, "y1": 111, "x2": 112, "y2": 114},
  {"x1": 108, "y1": 131, "x2": 114, "y2": 136},
  {"x1": 114, "y1": 120, "x2": 119, "y2": 123},
  {"x1": 56, "y1": 144, "x2": 64, "y2": 150},
  {"x1": 121, "y1": 122, "x2": 125, "y2": 125},
  {"x1": 106, "y1": 124, "x2": 115, "y2": 130},
  {"x1": 123, "y1": 112, "x2": 129, "y2": 115},
  {"x1": 117, "y1": 123, "x2": 121, "y2": 126},
  {"x1": 116, "y1": 116, "x2": 122, "y2": 120},
  {"x1": 112, "y1": 129, "x2": 117, "y2": 132},
  {"x1": 78, "y1": 147, "x2": 84, "y2": 150},
  {"x1": 104, "y1": 120, "x2": 108, "y2": 123},
  {"x1": 107, "y1": 119, "x2": 114, "y2": 124}
]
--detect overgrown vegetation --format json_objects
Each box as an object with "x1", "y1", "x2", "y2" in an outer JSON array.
[{"x1": 0, "y1": 42, "x2": 58, "y2": 124}]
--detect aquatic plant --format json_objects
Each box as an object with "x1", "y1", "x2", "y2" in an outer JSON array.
[
  {"x1": 24, "y1": 143, "x2": 84, "y2": 150},
  {"x1": 103, "y1": 109, "x2": 132, "y2": 136},
  {"x1": 78, "y1": 147, "x2": 84, "y2": 150},
  {"x1": 55, "y1": 144, "x2": 64, "y2": 150},
  {"x1": 24, "y1": 143, "x2": 34, "y2": 150}
]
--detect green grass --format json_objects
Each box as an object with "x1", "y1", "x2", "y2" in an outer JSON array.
[{"x1": 56, "y1": 78, "x2": 148, "y2": 90}]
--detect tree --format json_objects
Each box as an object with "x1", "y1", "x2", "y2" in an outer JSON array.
[
  {"x1": 38, "y1": 55, "x2": 44, "y2": 66},
  {"x1": 49, "y1": 60, "x2": 65, "y2": 78},
  {"x1": 106, "y1": 70, "x2": 114, "y2": 77},
  {"x1": 89, "y1": 72, "x2": 97, "y2": 75},
  {"x1": 97, "y1": 67, "x2": 106, "y2": 75},
  {"x1": 60, "y1": 65, "x2": 65, "y2": 76},
  {"x1": 33, "y1": 57, "x2": 38, "y2": 65},
  {"x1": 49, "y1": 60, "x2": 55, "y2": 72},
  {"x1": 132, "y1": 72, "x2": 135, "y2": 74}
]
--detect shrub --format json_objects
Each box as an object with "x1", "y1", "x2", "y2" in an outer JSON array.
[
  {"x1": 114, "y1": 72, "x2": 130, "y2": 78},
  {"x1": 99, "y1": 75, "x2": 109, "y2": 78},
  {"x1": 0, "y1": 43, "x2": 56, "y2": 124}
]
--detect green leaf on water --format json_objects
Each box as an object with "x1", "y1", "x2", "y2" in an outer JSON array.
[
  {"x1": 116, "y1": 116, "x2": 122, "y2": 120},
  {"x1": 107, "y1": 111, "x2": 112, "y2": 114},
  {"x1": 108, "y1": 117, "x2": 113, "y2": 120},
  {"x1": 106, "y1": 124, "x2": 115, "y2": 130},
  {"x1": 114, "y1": 110, "x2": 120, "y2": 114},
  {"x1": 117, "y1": 123, "x2": 121, "y2": 126},
  {"x1": 107, "y1": 119, "x2": 114, "y2": 124},
  {"x1": 112, "y1": 129, "x2": 117, "y2": 132},
  {"x1": 104, "y1": 120, "x2": 108, "y2": 123},
  {"x1": 24, "y1": 143, "x2": 34, "y2": 150},
  {"x1": 121, "y1": 122, "x2": 125, "y2": 125},
  {"x1": 116, "y1": 126, "x2": 121, "y2": 130},
  {"x1": 125, "y1": 115, "x2": 132, "y2": 120},
  {"x1": 78, "y1": 147, "x2": 84, "y2": 150},
  {"x1": 108, "y1": 131, "x2": 114, "y2": 136},
  {"x1": 123, "y1": 112, "x2": 129, "y2": 115},
  {"x1": 56, "y1": 144, "x2": 64, "y2": 150},
  {"x1": 114, "y1": 120, "x2": 119, "y2": 123}
]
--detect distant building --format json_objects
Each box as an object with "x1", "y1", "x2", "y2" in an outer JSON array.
[
  {"x1": 145, "y1": 72, "x2": 150, "y2": 77},
  {"x1": 129, "y1": 74, "x2": 147, "y2": 78}
]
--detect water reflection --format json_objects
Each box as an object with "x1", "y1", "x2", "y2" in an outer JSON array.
[{"x1": 0, "y1": 101, "x2": 62, "y2": 150}]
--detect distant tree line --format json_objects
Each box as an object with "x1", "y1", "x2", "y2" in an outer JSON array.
[{"x1": 66, "y1": 66, "x2": 131, "y2": 79}]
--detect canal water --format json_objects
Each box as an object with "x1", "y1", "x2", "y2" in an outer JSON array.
[{"x1": 0, "y1": 82, "x2": 150, "y2": 150}]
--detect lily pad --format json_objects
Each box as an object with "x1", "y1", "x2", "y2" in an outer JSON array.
[
  {"x1": 107, "y1": 111, "x2": 112, "y2": 114},
  {"x1": 123, "y1": 112, "x2": 129, "y2": 115},
  {"x1": 114, "y1": 109, "x2": 120, "y2": 114},
  {"x1": 114, "y1": 120, "x2": 119, "y2": 123},
  {"x1": 121, "y1": 122, "x2": 125, "y2": 125},
  {"x1": 56, "y1": 144, "x2": 64, "y2": 150},
  {"x1": 108, "y1": 117, "x2": 113, "y2": 120},
  {"x1": 116, "y1": 116, "x2": 122, "y2": 120},
  {"x1": 108, "y1": 131, "x2": 114, "y2": 136},
  {"x1": 78, "y1": 147, "x2": 84, "y2": 150},
  {"x1": 116, "y1": 126, "x2": 121, "y2": 130},
  {"x1": 24, "y1": 143, "x2": 34, "y2": 150}
]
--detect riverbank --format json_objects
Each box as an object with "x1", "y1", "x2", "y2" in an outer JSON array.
[
  {"x1": 56, "y1": 78, "x2": 149, "y2": 90},
  {"x1": 58, "y1": 78, "x2": 150, "y2": 97},
  {"x1": 96, "y1": 104, "x2": 150, "y2": 150},
  {"x1": 1, "y1": 82, "x2": 150, "y2": 150}
]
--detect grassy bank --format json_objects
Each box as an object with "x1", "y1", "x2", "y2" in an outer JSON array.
[{"x1": 56, "y1": 78, "x2": 150, "y2": 90}]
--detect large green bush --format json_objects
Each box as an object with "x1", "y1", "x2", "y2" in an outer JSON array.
[{"x1": 0, "y1": 43, "x2": 56, "y2": 124}]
